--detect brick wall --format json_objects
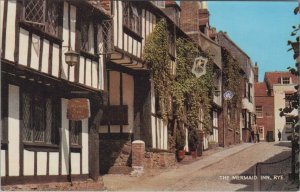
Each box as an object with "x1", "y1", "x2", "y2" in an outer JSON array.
[
  {"x1": 99, "y1": 134, "x2": 132, "y2": 175},
  {"x1": 144, "y1": 152, "x2": 176, "y2": 169},
  {"x1": 255, "y1": 96, "x2": 275, "y2": 141},
  {"x1": 180, "y1": 2, "x2": 200, "y2": 32}
]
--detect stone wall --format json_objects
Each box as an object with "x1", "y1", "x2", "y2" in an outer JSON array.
[
  {"x1": 99, "y1": 134, "x2": 132, "y2": 175},
  {"x1": 144, "y1": 152, "x2": 176, "y2": 169}
]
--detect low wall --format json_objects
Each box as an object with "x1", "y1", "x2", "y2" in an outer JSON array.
[{"x1": 144, "y1": 151, "x2": 176, "y2": 169}]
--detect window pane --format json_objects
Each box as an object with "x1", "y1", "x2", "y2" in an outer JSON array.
[
  {"x1": 33, "y1": 96, "x2": 45, "y2": 142},
  {"x1": 45, "y1": 98, "x2": 52, "y2": 144},
  {"x1": 24, "y1": 0, "x2": 45, "y2": 29},
  {"x1": 23, "y1": 93, "x2": 33, "y2": 142},
  {"x1": 45, "y1": 0, "x2": 59, "y2": 36}
]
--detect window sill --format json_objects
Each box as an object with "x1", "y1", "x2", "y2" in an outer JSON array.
[
  {"x1": 19, "y1": 21, "x2": 63, "y2": 45},
  {"x1": 123, "y1": 26, "x2": 143, "y2": 42},
  {"x1": 23, "y1": 142, "x2": 59, "y2": 152}
]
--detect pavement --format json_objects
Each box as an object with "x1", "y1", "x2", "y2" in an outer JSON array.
[{"x1": 102, "y1": 142, "x2": 255, "y2": 191}]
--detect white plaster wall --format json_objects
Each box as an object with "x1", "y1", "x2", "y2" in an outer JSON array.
[
  {"x1": 18, "y1": 28, "x2": 29, "y2": 66},
  {"x1": 52, "y1": 43, "x2": 60, "y2": 77},
  {"x1": 0, "y1": 0, "x2": 4, "y2": 53},
  {"x1": 128, "y1": 36, "x2": 132, "y2": 54},
  {"x1": 274, "y1": 84, "x2": 297, "y2": 141},
  {"x1": 92, "y1": 61, "x2": 98, "y2": 89},
  {"x1": 163, "y1": 123, "x2": 168, "y2": 149},
  {"x1": 5, "y1": 0, "x2": 16, "y2": 61},
  {"x1": 1, "y1": 150, "x2": 6, "y2": 176},
  {"x1": 85, "y1": 59, "x2": 92, "y2": 87},
  {"x1": 124, "y1": 33, "x2": 128, "y2": 52},
  {"x1": 98, "y1": 55, "x2": 104, "y2": 90},
  {"x1": 242, "y1": 98, "x2": 254, "y2": 113},
  {"x1": 122, "y1": 73, "x2": 134, "y2": 133},
  {"x1": 141, "y1": 10, "x2": 145, "y2": 57},
  {"x1": 71, "y1": 153, "x2": 80, "y2": 174},
  {"x1": 69, "y1": 5, "x2": 76, "y2": 82},
  {"x1": 49, "y1": 152, "x2": 59, "y2": 175},
  {"x1": 23, "y1": 150, "x2": 34, "y2": 175},
  {"x1": 203, "y1": 135, "x2": 208, "y2": 150},
  {"x1": 146, "y1": 11, "x2": 150, "y2": 37},
  {"x1": 30, "y1": 34, "x2": 40, "y2": 70},
  {"x1": 37, "y1": 152, "x2": 47, "y2": 175},
  {"x1": 41, "y1": 40, "x2": 50, "y2": 73},
  {"x1": 82, "y1": 119, "x2": 89, "y2": 174},
  {"x1": 151, "y1": 116, "x2": 156, "y2": 149},
  {"x1": 113, "y1": 1, "x2": 118, "y2": 46},
  {"x1": 61, "y1": 98, "x2": 69, "y2": 175},
  {"x1": 185, "y1": 127, "x2": 189, "y2": 151},
  {"x1": 118, "y1": 1, "x2": 123, "y2": 49},
  {"x1": 61, "y1": 2, "x2": 70, "y2": 80},
  {"x1": 79, "y1": 56, "x2": 85, "y2": 84},
  {"x1": 8, "y1": 85, "x2": 19, "y2": 176}
]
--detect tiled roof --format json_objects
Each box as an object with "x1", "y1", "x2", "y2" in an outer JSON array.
[
  {"x1": 265, "y1": 71, "x2": 298, "y2": 87},
  {"x1": 255, "y1": 82, "x2": 268, "y2": 97}
]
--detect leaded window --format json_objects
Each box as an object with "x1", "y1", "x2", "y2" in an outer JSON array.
[
  {"x1": 22, "y1": 91, "x2": 59, "y2": 144},
  {"x1": 80, "y1": 17, "x2": 95, "y2": 53},
  {"x1": 70, "y1": 121, "x2": 81, "y2": 146},
  {"x1": 123, "y1": 2, "x2": 141, "y2": 35},
  {"x1": 23, "y1": 0, "x2": 60, "y2": 36},
  {"x1": 1, "y1": 84, "x2": 8, "y2": 143}
]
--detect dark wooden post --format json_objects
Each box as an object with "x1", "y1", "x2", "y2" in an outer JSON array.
[{"x1": 89, "y1": 93, "x2": 107, "y2": 181}]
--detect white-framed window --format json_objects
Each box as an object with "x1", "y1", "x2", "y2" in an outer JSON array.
[
  {"x1": 256, "y1": 106, "x2": 263, "y2": 118},
  {"x1": 282, "y1": 77, "x2": 291, "y2": 84}
]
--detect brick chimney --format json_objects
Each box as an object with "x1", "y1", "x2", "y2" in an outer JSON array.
[
  {"x1": 180, "y1": 1, "x2": 210, "y2": 35},
  {"x1": 162, "y1": 0, "x2": 181, "y2": 25},
  {"x1": 253, "y1": 62, "x2": 259, "y2": 83}
]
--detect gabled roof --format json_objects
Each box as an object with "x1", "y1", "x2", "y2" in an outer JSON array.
[{"x1": 265, "y1": 71, "x2": 298, "y2": 87}]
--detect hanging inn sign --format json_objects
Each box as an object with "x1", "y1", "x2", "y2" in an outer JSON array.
[
  {"x1": 67, "y1": 98, "x2": 91, "y2": 120},
  {"x1": 192, "y1": 56, "x2": 208, "y2": 78}
]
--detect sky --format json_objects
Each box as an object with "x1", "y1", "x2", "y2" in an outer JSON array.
[{"x1": 207, "y1": 1, "x2": 299, "y2": 82}]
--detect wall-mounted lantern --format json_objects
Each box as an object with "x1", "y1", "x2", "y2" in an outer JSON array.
[{"x1": 64, "y1": 49, "x2": 80, "y2": 67}]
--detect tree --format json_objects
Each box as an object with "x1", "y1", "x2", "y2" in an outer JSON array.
[{"x1": 280, "y1": 6, "x2": 300, "y2": 137}]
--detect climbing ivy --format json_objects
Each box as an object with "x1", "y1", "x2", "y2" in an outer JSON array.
[
  {"x1": 221, "y1": 47, "x2": 243, "y2": 130},
  {"x1": 144, "y1": 19, "x2": 172, "y2": 121},
  {"x1": 144, "y1": 19, "x2": 215, "y2": 150},
  {"x1": 174, "y1": 38, "x2": 214, "y2": 133}
]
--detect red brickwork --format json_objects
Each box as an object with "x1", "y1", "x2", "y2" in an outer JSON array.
[
  {"x1": 255, "y1": 82, "x2": 275, "y2": 141},
  {"x1": 132, "y1": 141, "x2": 145, "y2": 167},
  {"x1": 180, "y1": 2, "x2": 200, "y2": 32}
]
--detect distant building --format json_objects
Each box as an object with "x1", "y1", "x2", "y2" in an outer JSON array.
[{"x1": 254, "y1": 69, "x2": 298, "y2": 142}]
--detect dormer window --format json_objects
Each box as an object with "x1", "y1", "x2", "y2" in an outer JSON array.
[
  {"x1": 22, "y1": 0, "x2": 60, "y2": 37},
  {"x1": 282, "y1": 77, "x2": 290, "y2": 84}
]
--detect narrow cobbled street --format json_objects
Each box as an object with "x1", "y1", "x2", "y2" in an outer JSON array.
[{"x1": 103, "y1": 142, "x2": 295, "y2": 191}]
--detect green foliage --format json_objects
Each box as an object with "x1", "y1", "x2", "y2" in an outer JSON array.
[
  {"x1": 144, "y1": 20, "x2": 215, "y2": 150},
  {"x1": 144, "y1": 19, "x2": 172, "y2": 121},
  {"x1": 188, "y1": 128, "x2": 199, "y2": 151},
  {"x1": 174, "y1": 38, "x2": 214, "y2": 134},
  {"x1": 280, "y1": 6, "x2": 300, "y2": 139},
  {"x1": 221, "y1": 48, "x2": 243, "y2": 130},
  {"x1": 176, "y1": 121, "x2": 186, "y2": 150}
]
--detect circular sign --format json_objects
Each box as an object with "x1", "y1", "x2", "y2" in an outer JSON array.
[{"x1": 223, "y1": 90, "x2": 234, "y2": 100}]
